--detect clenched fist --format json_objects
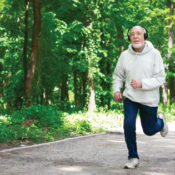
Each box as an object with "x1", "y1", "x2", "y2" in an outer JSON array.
[
  {"x1": 131, "y1": 79, "x2": 142, "y2": 89},
  {"x1": 114, "y1": 92, "x2": 122, "y2": 102}
]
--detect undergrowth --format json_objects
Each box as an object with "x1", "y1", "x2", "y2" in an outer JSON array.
[{"x1": 0, "y1": 103, "x2": 174, "y2": 146}]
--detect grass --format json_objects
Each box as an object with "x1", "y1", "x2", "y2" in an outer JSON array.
[{"x1": 63, "y1": 110, "x2": 123, "y2": 135}]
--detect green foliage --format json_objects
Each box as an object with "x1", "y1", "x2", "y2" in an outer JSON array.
[
  {"x1": 159, "y1": 103, "x2": 175, "y2": 122},
  {"x1": 0, "y1": 104, "x2": 64, "y2": 143},
  {"x1": 0, "y1": 104, "x2": 175, "y2": 145},
  {"x1": 69, "y1": 119, "x2": 92, "y2": 134},
  {"x1": 11, "y1": 104, "x2": 63, "y2": 128},
  {"x1": 0, "y1": 0, "x2": 175, "y2": 117}
]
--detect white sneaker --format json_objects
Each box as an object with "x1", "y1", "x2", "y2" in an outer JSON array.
[
  {"x1": 124, "y1": 158, "x2": 139, "y2": 169},
  {"x1": 158, "y1": 113, "x2": 168, "y2": 137}
]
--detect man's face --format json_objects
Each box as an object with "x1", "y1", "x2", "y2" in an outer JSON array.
[{"x1": 129, "y1": 26, "x2": 145, "y2": 48}]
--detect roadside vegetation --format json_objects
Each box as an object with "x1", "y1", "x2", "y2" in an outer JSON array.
[{"x1": 0, "y1": 103, "x2": 174, "y2": 147}]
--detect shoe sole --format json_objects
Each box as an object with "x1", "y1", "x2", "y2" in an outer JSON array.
[
  {"x1": 124, "y1": 164, "x2": 139, "y2": 169},
  {"x1": 159, "y1": 113, "x2": 168, "y2": 137},
  {"x1": 160, "y1": 123, "x2": 168, "y2": 137}
]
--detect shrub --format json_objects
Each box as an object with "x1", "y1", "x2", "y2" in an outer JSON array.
[
  {"x1": 10, "y1": 104, "x2": 63, "y2": 128},
  {"x1": 0, "y1": 105, "x2": 64, "y2": 143},
  {"x1": 75, "y1": 120, "x2": 92, "y2": 134}
]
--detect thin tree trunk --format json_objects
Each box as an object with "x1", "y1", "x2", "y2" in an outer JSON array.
[
  {"x1": 60, "y1": 74, "x2": 69, "y2": 104},
  {"x1": 36, "y1": 45, "x2": 41, "y2": 103},
  {"x1": 82, "y1": 71, "x2": 88, "y2": 108},
  {"x1": 116, "y1": 24, "x2": 124, "y2": 52},
  {"x1": 162, "y1": 83, "x2": 168, "y2": 105},
  {"x1": 73, "y1": 71, "x2": 78, "y2": 109},
  {"x1": 25, "y1": 0, "x2": 41, "y2": 106},
  {"x1": 88, "y1": 88, "x2": 96, "y2": 112},
  {"x1": 106, "y1": 61, "x2": 111, "y2": 109},
  {"x1": 156, "y1": 45, "x2": 168, "y2": 105},
  {"x1": 23, "y1": 0, "x2": 29, "y2": 85},
  {"x1": 88, "y1": 72, "x2": 96, "y2": 112},
  {"x1": 83, "y1": 12, "x2": 96, "y2": 112},
  {"x1": 115, "y1": 0, "x2": 125, "y2": 52},
  {"x1": 167, "y1": 0, "x2": 175, "y2": 104},
  {"x1": 0, "y1": 64, "x2": 4, "y2": 99}
]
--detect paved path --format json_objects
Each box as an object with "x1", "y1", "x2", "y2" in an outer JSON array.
[{"x1": 0, "y1": 126, "x2": 175, "y2": 175}]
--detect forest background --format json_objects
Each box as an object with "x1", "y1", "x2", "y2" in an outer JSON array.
[{"x1": 0, "y1": 0, "x2": 175, "y2": 146}]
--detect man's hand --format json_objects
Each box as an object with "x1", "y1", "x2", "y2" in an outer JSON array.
[
  {"x1": 131, "y1": 79, "x2": 142, "y2": 89},
  {"x1": 114, "y1": 92, "x2": 122, "y2": 102}
]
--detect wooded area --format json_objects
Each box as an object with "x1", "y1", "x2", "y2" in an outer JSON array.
[{"x1": 0, "y1": 0, "x2": 175, "y2": 113}]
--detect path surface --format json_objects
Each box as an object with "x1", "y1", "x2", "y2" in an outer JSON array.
[{"x1": 0, "y1": 123, "x2": 175, "y2": 175}]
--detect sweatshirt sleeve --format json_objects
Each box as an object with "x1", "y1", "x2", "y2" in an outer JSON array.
[
  {"x1": 142, "y1": 51, "x2": 165, "y2": 90},
  {"x1": 113, "y1": 54, "x2": 126, "y2": 94}
]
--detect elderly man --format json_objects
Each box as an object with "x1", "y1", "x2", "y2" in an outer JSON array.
[{"x1": 113, "y1": 26, "x2": 168, "y2": 169}]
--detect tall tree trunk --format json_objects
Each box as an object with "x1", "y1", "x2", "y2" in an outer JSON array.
[
  {"x1": 88, "y1": 72, "x2": 96, "y2": 112},
  {"x1": 23, "y1": 0, "x2": 29, "y2": 84},
  {"x1": 60, "y1": 74, "x2": 69, "y2": 105},
  {"x1": 73, "y1": 71, "x2": 78, "y2": 109},
  {"x1": 167, "y1": 0, "x2": 175, "y2": 104},
  {"x1": 162, "y1": 83, "x2": 168, "y2": 105},
  {"x1": 83, "y1": 10, "x2": 96, "y2": 112},
  {"x1": 106, "y1": 61, "x2": 111, "y2": 109},
  {"x1": 82, "y1": 71, "x2": 88, "y2": 108},
  {"x1": 25, "y1": 0, "x2": 41, "y2": 106},
  {"x1": 0, "y1": 64, "x2": 4, "y2": 99},
  {"x1": 115, "y1": 0, "x2": 125, "y2": 52},
  {"x1": 99, "y1": 51, "x2": 111, "y2": 109},
  {"x1": 116, "y1": 24, "x2": 124, "y2": 52},
  {"x1": 36, "y1": 46, "x2": 41, "y2": 103},
  {"x1": 99, "y1": 56, "x2": 105, "y2": 106}
]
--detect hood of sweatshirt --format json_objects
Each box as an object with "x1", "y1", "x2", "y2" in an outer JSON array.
[{"x1": 128, "y1": 41, "x2": 154, "y2": 55}]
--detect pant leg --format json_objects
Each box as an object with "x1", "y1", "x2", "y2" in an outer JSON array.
[
  {"x1": 139, "y1": 104, "x2": 164, "y2": 136},
  {"x1": 124, "y1": 98, "x2": 139, "y2": 159}
]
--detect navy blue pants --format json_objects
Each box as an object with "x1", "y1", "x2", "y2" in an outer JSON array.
[{"x1": 123, "y1": 98, "x2": 164, "y2": 159}]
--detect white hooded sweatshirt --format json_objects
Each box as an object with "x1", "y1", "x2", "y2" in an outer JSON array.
[{"x1": 113, "y1": 41, "x2": 165, "y2": 107}]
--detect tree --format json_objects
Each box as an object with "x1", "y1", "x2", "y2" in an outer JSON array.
[
  {"x1": 23, "y1": 0, "x2": 29, "y2": 85},
  {"x1": 167, "y1": 0, "x2": 175, "y2": 104},
  {"x1": 25, "y1": 0, "x2": 42, "y2": 106}
]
